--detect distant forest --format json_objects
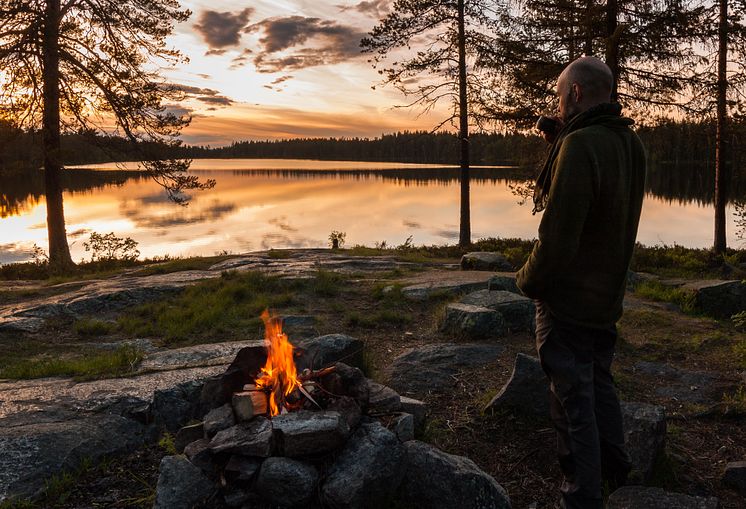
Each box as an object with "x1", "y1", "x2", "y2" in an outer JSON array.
[{"x1": 1, "y1": 120, "x2": 745, "y2": 174}]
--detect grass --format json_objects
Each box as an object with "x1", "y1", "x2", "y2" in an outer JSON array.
[
  {"x1": 633, "y1": 280, "x2": 696, "y2": 313},
  {"x1": 734, "y1": 339, "x2": 746, "y2": 369},
  {"x1": 0, "y1": 345, "x2": 143, "y2": 380},
  {"x1": 133, "y1": 255, "x2": 229, "y2": 276},
  {"x1": 117, "y1": 270, "x2": 348, "y2": 344},
  {"x1": 157, "y1": 433, "x2": 177, "y2": 455},
  {"x1": 345, "y1": 309, "x2": 413, "y2": 328},
  {"x1": 73, "y1": 318, "x2": 116, "y2": 337}
]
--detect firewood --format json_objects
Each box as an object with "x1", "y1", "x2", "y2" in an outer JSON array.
[{"x1": 233, "y1": 391, "x2": 268, "y2": 421}]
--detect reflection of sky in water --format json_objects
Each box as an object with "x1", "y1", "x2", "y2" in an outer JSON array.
[{"x1": 1, "y1": 159, "x2": 742, "y2": 264}]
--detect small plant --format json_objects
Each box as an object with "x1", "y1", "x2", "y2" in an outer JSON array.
[
  {"x1": 374, "y1": 240, "x2": 388, "y2": 249},
  {"x1": 158, "y1": 433, "x2": 177, "y2": 455},
  {"x1": 73, "y1": 318, "x2": 116, "y2": 337},
  {"x1": 396, "y1": 235, "x2": 414, "y2": 250},
  {"x1": 83, "y1": 232, "x2": 140, "y2": 262},
  {"x1": 328, "y1": 230, "x2": 346, "y2": 249},
  {"x1": 30, "y1": 243, "x2": 48, "y2": 265}
]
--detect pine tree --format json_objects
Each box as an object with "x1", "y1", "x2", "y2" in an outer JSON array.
[{"x1": 0, "y1": 0, "x2": 213, "y2": 271}]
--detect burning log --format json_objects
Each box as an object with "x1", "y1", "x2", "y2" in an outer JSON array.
[{"x1": 233, "y1": 390, "x2": 269, "y2": 422}]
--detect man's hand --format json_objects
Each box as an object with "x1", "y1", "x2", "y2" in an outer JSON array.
[{"x1": 538, "y1": 115, "x2": 564, "y2": 144}]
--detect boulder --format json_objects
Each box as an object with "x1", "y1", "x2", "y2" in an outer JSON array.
[
  {"x1": 256, "y1": 457, "x2": 319, "y2": 508},
  {"x1": 224, "y1": 455, "x2": 262, "y2": 483},
  {"x1": 322, "y1": 422, "x2": 406, "y2": 509},
  {"x1": 681, "y1": 279, "x2": 746, "y2": 319},
  {"x1": 441, "y1": 303, "x2": 506, "y2": 340},
  {"x1": 723, "y1": 461, "x2": 746, "y2": 493},
  {"x1": 487, "y1": 275, "x2": 520, "y2": 294},
  {"x1": 461, "y1": 252, "x2": 513, "y2": 272},
  {"x1": 401, "y1": 280, "x2": 489, "y2": 301},
  {"x1": 152, "y1": 380, "x2": 203, "y2": 432},
  {"x1": 398, "y1": 440, "x2": 511, "y2": 509},
  {"x1": 183, "y1": 438, "x2": 213, "y2": 472},
  {"x1": 271, "y1": 410, "x2": 350, "y2": 457},
  {"x1": 387, "y1": 343, "x2": 504, "y2": 396},
  {"x1": 607, "y1": 487, "x2": 719, "y2": 509},
  {"x1": 367, "y1": 381, "x2": 402, "y2": 414},
  {"x1": 203, "y1": 403, "x2": 235, "y2": 438},
  {"x1": 327, "y1": 396, "x2": 363, "y2": 429},
  {"x1": 174, "y1": 422, "x2": 204, "y2": 454},
  {"x1": 400, "y1": 396, "x2": 427, "y2": 431},
  {"x1": 154, "y1": 455, "x2": 215, "y2": 509},
  {"x1": 460, "y1": 290, "x2": 535, "y2": 333},
  {"x1": 621, "y1": 402, "x2": 666, "y2": 484},
  {"x1": 484, "y1": 354, "x2": 549, "y2": 418},
  {"x1": 296, "y1": 334, "x2": 364, "y2": 371},
  {"x1": 208, "y1": 418, "x2": 274, "y2": 457}
]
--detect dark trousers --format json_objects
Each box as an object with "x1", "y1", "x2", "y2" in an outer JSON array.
[{"x1": 534, "y1": 301, "x2": 632, "y2": 509}]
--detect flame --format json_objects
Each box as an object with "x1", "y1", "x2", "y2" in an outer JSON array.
[{"x1": 255, "y1": 309, "x2": 301, "y2": 416}]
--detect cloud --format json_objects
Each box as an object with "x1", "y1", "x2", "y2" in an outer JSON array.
[
  {"x1": 168, "y1": 84, "x2": 234, "y2": 108},
  {"x1": 120, "y1": 199, "x2": 237, "y2": 228},
  {"x1": 162, "y1": 104, "x2": 194, "y2": 118},
  {"x1": 248, "y1": 16, "x2": 367, "y2": 72},
  {"x1": 195, "y1": 8, "x2": 254, "y2": 50},
  {"x1": 338, "y1": 0, "x2": 391, "y2": 17}
]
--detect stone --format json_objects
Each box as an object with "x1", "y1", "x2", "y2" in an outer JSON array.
[
  {"x1": 0, "y1": 316, "x2": 45, "y2": 334},
  {"x1": 154, "y1": 455, "x2": 215, "y2": 509},
  {"x1": 320, "y1": 362, "x2": 370, "y2": 409},
  {"x1": 400, "y1": 396, "x2": 427, "y2": 431},
  {"x1": 203, "y1": 403, "x2": 236, "y2": 438},
  {"x1": 232, "y1": 391, "x2": 268, "y2": 422},
  {"x1": 256, "y1": 457, "x2": 319, "y2": 508},
  {"x1": 209, "y1": 418, "x2": 274, "y2": 457},
  {"x1": 296, "y1": 334, "x2": 364, "y2": 371},
  {"x1": 460, "y1": 290, "x2": 535, "y2": 333},
  {"x1": 327, "y1": 396, "x2": 363, "y2": 429},
  {"x1": 723, "y1": 461, "x2": 746, "y2": 493},
  {"x1": 398, "y1": 440, "x2": 511, "y2": 509},
  {"x1": 461, "y1": 252, "x2": 513, "y2": 272},
  {"x1": 198, "y1": 343, "x2": 267, "y2": 412},
  {"x1": 367, "y1": 381, "x2": 402, "y2": 414},
  {"x1": 626, "y1": 271, "x2": 659, "y2": 290},
  {"x1": 174, "y1": 422, "x2": 204, "y2": 454},
  {"x1": 224, "y1": 455, "x2": 262, "y2": 483},
  {"x1": 487, "y1": 275, "x2": 520, "y2": 294},
  {"x1": 152, "y1": 380, "x2": 203, "y2": 433},
  {"x1": 139, "y1": 340, "x2": 257, "y2": 372},
  {"x1": 183, "y1": 438, "x2": 213, "y2": 472},
  {"x1": 281, "y1": 315, "x2": 318, "y2": 339},
  {"x1": 0, "y1": 411, "x2": 152, "y2": 501},
  {"x1": 621, "y1": 402, "x2": 666, "y2": 484},
  {"x1": 441, "y1": 303, "x2": 506, "y2": 340},
  {"x1": 681, "y1": 279, "x2": 746, "y2": 319},
  {"x1": 633, "y1": 361, "x2": 719, "y2": 405},
  {"x1": 387, "y1": 343, "x2": 504, "y2": 396},
  {"x1": 322, "y1": 422, "x2": 406, "y2": 509},
  {"x1": 607, "y1": 487, "x2": 719, "y2": 509},
  {"x1": 484, "y1": 354, "x2": 550, "y2": 418},
  {"x1": 401, "y1": 280, "x2": 489, "y2": 301},
  {"x1": 392, "y1": 413, "x2": 415, "y2": 442},
  {"x1": 272, "y1": 410, "x2": 350, "y2": 457},
  {"x1": 223, "y1": 488, "x2": 251, "y2": 508}
]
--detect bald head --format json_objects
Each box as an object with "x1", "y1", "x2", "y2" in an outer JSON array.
[{"x1": 556, "y1": 57, "x2": 614, "y2": 121}]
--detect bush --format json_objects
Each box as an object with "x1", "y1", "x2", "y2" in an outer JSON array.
[{"x1": 84, "y1": 232, "x2": 139, "y2": 262}]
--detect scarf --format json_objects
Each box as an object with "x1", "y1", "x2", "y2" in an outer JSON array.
[{"x1": 532, "y1": 102, "x2": 630, "y2": 214}]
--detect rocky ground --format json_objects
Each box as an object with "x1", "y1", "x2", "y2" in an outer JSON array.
[{"x1": 0, "y1": 249, "x2": 745, "y2": 508}]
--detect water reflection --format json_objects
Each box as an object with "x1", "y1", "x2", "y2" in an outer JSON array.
[{"x1": 0, "y1": 159, "x2": 743, "y2": 264}]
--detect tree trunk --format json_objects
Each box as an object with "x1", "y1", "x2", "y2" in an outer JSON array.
[
  {"x1": 714, "y1": 0, "x2": 728, "y2": 255},
  {"x1": 42, "y1": 0, "x2": 74, "y2": 271},
  {"x1": 605, "y1": 0, "x2": 620, "y2": 102},
  {"x1": 583, "y1": 0, "x2": 594, "y2": 56},
  {"x1": 457, "y1": 0, "x2": 471, "y2": 247}
]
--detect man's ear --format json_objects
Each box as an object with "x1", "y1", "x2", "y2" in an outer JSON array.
[{"x1": 572, "y1": 82, "x2": 583, "y2": 103}]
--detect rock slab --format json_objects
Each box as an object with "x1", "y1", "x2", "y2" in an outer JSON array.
[
  {"x1": 621, "y1": 402, "x2": 666, "y2": 484},
  {"x1": 208, "y1": 418, "x2": 274, "y2": 457},
  {"x1": 322, "y1": 422, "x2": 405, "y2": 509},
  {"x1": 461, "y1": 252, "x2": 513, "y2": 272},
  {"x1": 154, "y1": 455, "x2": 215, "y2": 509},
  {"x1": 460, "y1": 290, "x2": 535, "y2": 333},
  {"x1": 682, "y1": 279, "x2": 746, "y2": 319},
  {"x1": 271, "y1": 410, "x2": 350, "y2": 457},
  {"x1": 398, "y1": 440, "x2": 511, "y2": 509},
  {"x1": 484, "y1": 354, "x2": 549, "y2": 418},
  {"x1": 256, "y1": 457, "x2": 319, "y2": 508},
  {"x1": 442, "y1": 303, "x2": 506, "y2": 340},
  {"x1": 387, "y1": 343, "x2": 504, "y2": 396},
  {"x1": 607, "y1": 486, "x2": 719, "y2": 509}
]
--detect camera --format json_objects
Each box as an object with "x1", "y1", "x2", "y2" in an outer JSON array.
[{"x1": 536, "y1": 115, "x2": 559, "y2": 134}]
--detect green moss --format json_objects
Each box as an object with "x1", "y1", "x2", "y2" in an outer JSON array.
[
  {"x1": 158, "y1": 433, "x2": 177, "y2": 455},
  {"x1": 633, "y1": 281, "x2": 696, "y2": 313},
  {"x1": 0, "y1": 345, "x2": 143, "y2": 380}
]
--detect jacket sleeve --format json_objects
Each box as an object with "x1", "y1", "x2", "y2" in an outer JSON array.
[{"x1": 516, "y1": 133, "x2": 598, "y2": 298}]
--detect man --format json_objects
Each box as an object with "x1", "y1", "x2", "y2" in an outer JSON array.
[{"x1": 516, "y1": 56, "x2": 646, "y2": 509}]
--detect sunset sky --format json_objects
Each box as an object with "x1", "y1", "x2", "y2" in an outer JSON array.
[{"x1": 162, "y1": 0, "x2": 443, "y2": 146}]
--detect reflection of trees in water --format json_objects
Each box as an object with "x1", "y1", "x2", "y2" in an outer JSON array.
[
  {"x1": 0, "y1": 170, "x2": 148, "y2": 218},
  {"x1": 646, "y1": 162, "x2": 746, "y2": 205}
]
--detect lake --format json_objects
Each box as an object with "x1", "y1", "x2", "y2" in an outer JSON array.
[{"x1": 1, "y1": 158, "x2": 743, "y2": 264}]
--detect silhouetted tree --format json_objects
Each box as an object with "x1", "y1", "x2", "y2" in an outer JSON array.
[
  {"x1": 362, "y1": 0, "x2": 505, "y2": 246},
  {"x1": 0, "y1": 0, "x2": 213, "y2": 271}
]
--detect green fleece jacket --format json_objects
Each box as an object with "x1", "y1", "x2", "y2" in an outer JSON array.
[{"x1": 516, "y1": 119, "x2": 646, "y2": 328}]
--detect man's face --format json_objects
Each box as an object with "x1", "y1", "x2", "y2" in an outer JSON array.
[{"x1": 556, "y1": 73, "x2": 580, "y2": 123}]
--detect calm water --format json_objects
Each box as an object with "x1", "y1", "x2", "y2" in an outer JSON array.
[{"x1": 0, "y1": 159, "x2": 743, "y2": 264}]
